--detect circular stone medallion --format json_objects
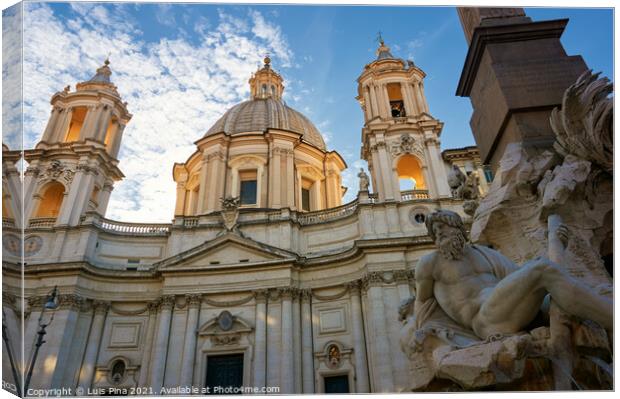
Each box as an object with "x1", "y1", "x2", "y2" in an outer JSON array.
[{"x1": 217, "y1": 310, "x2": 234, "y2": 331}]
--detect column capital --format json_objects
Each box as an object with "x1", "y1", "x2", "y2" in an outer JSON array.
[
  {"x1": 345, "y1": 280, "x2": 362, "y2": 295},
  {"x1": 299, "y1": 288, "x2": 312, "y2": 302},
  {"x1": 58, "y1": 293, "x2": 86, "y2": 311},
  {"x1": 361, "y1": 271, "x2": 384, "y2": 291},
  {"x1": 92, "y1": 300, "x2": 111, "y2": 315},
  {"x1": 253, "y1": 289, "x2": 269, "y2": 303},
  {"x1": 158, "y1": 295, "x2": 176, "y2": 310},
  {"x1": 278, "y1": 287, "x2": 295, "y2": 300},
  {"x1": 185, "y1": 294, "x2": 202, "y2": 308}
]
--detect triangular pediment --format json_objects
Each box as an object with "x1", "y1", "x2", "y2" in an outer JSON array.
[{"x1": 156, "y1": 233, "x2": 297, "y2": 270}]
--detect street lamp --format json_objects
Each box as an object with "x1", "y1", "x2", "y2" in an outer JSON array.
[
  {"x1": 23, "y1": 286, "x2": 59, "y2": 394},
  {"x1": 2, "y1": 308, "x2": 22, "y2": 396}
]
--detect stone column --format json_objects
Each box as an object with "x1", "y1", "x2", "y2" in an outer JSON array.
[
  {"x1": 196, "y1": 153, "x2": 209, "y2": 214},
  {"x1": 66, "y1": 164, "x2": 97, "y2": 225},
  {"x1": 425, "y1": 137, "x2": 451, "y2": 197},
  {"x1": 180, "y1": 295, "x2": 201, "y2": 387},
  {"x1": 174, "y1": 181, "x2": 188, "y2": 216},
  {"x1": 41, "y1": 105, "x2": 63, "y2": 142},
  {"x1": 52, "y1": 107, "x2": 72, "y2": 142},
  {"x1": 279, "y1": 289, "x2": 295, "y2": 393},
  {"x1": 285, "y1": 150, "x2": 295, "y2": 208},
  {"x1": 96, "y1": 182, "x2": 114, "y2": 216},
  {"x1": 364, "y1": 273, "x2": 394, "y2": 392},
  {"x1": 367, "y1": 85, "x2": 378, "y2": 118},
  {"x1": 382, "y1": 84, "x2": 391, "y2": 117},
  {"x1": 375, "y1": 141, "x2": 397, "y2": 200},
  {"x1": 138, "y1": 302, "x2": 159, "y2": 387},
  {"x1": 265, "y1": 290, "x2": 281, "y2": 387},
  {"x1": 292, "y1": 290, "x2": 302, "y2": 392},
  {"x1": 150, "y1": 296, "x2": 175, "y2": 393},
  {"x1": 271, "y1": 148, "x2": 282, "y2": 208},
  {"x1": 300, "y1": 290, "x2": 314, "y2": 393},
  {"x1": 370, "y1": 84, "x2": 381, "y2": 118},
  {"x1": 362, "y1": 87, "x2": 372, "y2": 121},
  {"x1": 413, "y1": 82, "x2": 425, "y2": 114},
  {"x1": 109, "y1": 123, "x2": 125, "y2": 158},
  {"x1": 204, "y1": 152, "x2": 220, "y2": 213},
  {"x1": 95, "y1": 106, "x2": 113, "y2": 143},
  {"x1": 400, "y1": 83, "x2": 416, "y2": 117},
  {"x1": 253, "y1": 290, "x2": 268, "y2": 389},
  {"x1": 347, "y1": 282, "x2": 370, "y2": 393},
  {"x1": 78, "y1": 301, "x2": 110, "y2": 389},
  {"x1": 79, "y1": 105, "x2": 98, "y2": 141}
]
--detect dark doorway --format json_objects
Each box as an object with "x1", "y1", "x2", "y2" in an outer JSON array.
[
  {"x1": 205, "y1": 353, "x2": 244, "y2": 395},
  {"x1": 324, "y1": 375, "x2": 350, "y2": 393}
]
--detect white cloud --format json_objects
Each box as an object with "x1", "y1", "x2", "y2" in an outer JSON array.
[
  {"x1": 21, "y1": 3, "x2": 294, "y2": 222},
  {"x1": 2, "y1": 4, "x2": 23, "y2": 150},
  {"x1": 155, "y1": 4, "x2": 176, "y2": 28}
]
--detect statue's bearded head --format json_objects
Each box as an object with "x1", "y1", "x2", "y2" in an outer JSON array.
[{"x1": 425, "y1": 211, "x2": 468, "y2": 260}]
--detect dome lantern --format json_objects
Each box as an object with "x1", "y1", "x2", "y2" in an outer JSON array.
[{"x1": 249, "y1": 55, "x2": 284, "y2": 100}]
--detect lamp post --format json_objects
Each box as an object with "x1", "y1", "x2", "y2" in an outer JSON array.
[
  {"x1": 2, "y1": 308, "x2": 22, "y2": 396},
  {"x1": 23, "y1": 286, "x2": 59, "y2": 394}
]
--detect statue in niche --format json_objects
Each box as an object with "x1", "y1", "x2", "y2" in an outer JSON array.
[
  {"x1": 400, "y1": 210, "x2": 613, "y2": 390},
  {"x1": 357, "y1": 168, "x2": 370, "y2": 192}
]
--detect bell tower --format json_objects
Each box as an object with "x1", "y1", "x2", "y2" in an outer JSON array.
[
  {"x1": 356, "y1": 39, "x2": 451, "y2": 201},
  {"x1": 24, "y1": 59, "x2": 132, "y2": 227}
]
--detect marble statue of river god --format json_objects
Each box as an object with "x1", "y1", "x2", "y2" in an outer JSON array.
[{"x1": 413, "y1": 210, "x2": 611, "y2": 340}]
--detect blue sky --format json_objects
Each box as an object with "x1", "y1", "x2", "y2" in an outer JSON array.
[{"x1": 2, "y1": 1, "x2": 613, "y2": 222}]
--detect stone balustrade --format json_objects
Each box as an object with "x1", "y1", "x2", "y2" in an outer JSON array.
[
  {"x1": 28, "y1": 217, "x2": 56, "y2": 228},
  {"x1": 95, "y1": 217, "x2": 171, "y2": 236},
  {"x1": 297, "y1": 200, "x2": 359, "y2": 225},
  {"x1": 2, "y1": 217, "x2": 15, "y2": 228},
  {"x1": 400, "y1": 189, "x2": 430, "y2": 201},
  {"x1": 183, "y1": 217, "x2": 199, "y2": 228}
]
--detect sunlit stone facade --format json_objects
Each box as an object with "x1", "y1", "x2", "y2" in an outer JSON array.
[{"x1": 3, "y1": 43, "x2": 478, "y2": 394}]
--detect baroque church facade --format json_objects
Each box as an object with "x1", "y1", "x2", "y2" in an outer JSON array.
[{"x1": 2, "y1": 41, "x2": 488, "y2": 394}]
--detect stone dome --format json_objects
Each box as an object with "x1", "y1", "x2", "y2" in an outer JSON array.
[{"x1": 205, "y1": 98, "x2": 326, "y2": 150}]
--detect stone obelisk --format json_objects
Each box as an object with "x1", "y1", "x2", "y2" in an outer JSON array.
[{"x1": 456, "y1": 8, "x2": 588, "y2": 171}]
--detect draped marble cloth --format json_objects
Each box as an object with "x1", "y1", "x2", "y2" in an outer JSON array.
[{"x1": 401, "y1": 244, "x2": 520, "y2": 357}]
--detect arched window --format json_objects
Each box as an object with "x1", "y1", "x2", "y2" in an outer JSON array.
[
  {"x1": 35, "y1": 182, "x2": 65, "y2": 218},
  {"x1": 396, "y1": 154, "x2": 425, "y2": 191},
  {"x1": 271, "y1": 85, "x2": 276, "y2": 96},
  {"x1": 387, "y1": 83, "x2": 406, "y2": 117},
  {"x1": 261, "y1": 84, "x2": 268, "y2": 97},
  {"x1": 64, "y1": 106, "x2": 87, "y2": 142}
]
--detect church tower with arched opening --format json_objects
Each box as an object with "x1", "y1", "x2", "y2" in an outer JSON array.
[
  {"x1": 23, "y1": 60, "x2": 132, "y2": 231},
  {"x1": 357, "y1": 39, "x2": 451, "y2": 202}
]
